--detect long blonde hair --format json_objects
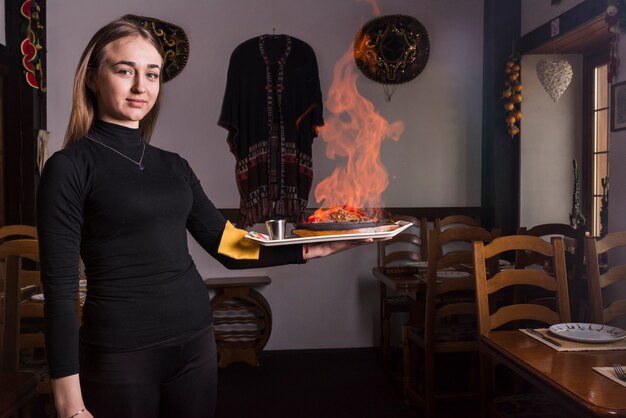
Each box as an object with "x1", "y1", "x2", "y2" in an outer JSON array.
[{"x1": 64, "y1": 18, "x2": 163, "y2": 148}]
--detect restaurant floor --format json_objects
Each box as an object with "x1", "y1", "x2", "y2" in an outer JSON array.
[{"x1": 216, "y1": 347, "x2": 481, "y2": 418}]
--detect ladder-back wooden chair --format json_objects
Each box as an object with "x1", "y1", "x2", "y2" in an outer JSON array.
[
  {"x1": 586, "y1": 231, "x2": 626, "y2": 327},
  {"x1": 1, "y1": 239, "x2": 55, "y2": 415},
  {"x1": 434, "y1": 215, "x2": 480, "y2": 232},
  {"x1": 473, "y1": 235, "x2": 570, "y2": 418},
  {"x1": 401, "y1": 226, "x2": 499, "y2": 418},
  {"x1": 376, "y1": 215, "x2": 428, "y2": 366},
  {"x1": 517, "y1": 223, "x2": 585, "y2": 320}
]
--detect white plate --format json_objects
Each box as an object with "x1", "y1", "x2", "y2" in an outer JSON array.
[
  {"x1": 245, "y1": 221, "x2": 413, "y2": 246},
  {"x1": 405, "y1": 261, "x2": 428, "y2": 268},
  {"x1": 548, "y1": 323, "x2": 626, "y2": 343},
  {"x1": 436, "y1": 270, "x2": 471, "y2": 279}
]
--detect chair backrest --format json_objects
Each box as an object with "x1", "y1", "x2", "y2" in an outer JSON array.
[
  {"x1": 424, "y1": 226, "x2": 501, "y2": 341},
  {"x1": 473, "y1": 235, "x2": 571, "y2": 336},
  {"x1": 586, "y1": 231, "x2": 626, "y2": 325},
  {"x1": 0, "y1": 239, "x2": 41, "y2": 290},
  {"x1": 516, "y1": 223, "x2": 584, "y2": 278},
  {"x1": 378, "y1": 215, "x2": 429, "y2": 268},
  {"x1": 1, "y1": 240, "x2": 43, "y2": 372},
  {"x1": 0, "y1": 227, "x2": 38, "y2": 296},
  {"x1": 434, "y1": 215, "x2": 480, "y2": 232},
  {"x1": 0, "y1": 225, "x2": 38, "y2": 242}
]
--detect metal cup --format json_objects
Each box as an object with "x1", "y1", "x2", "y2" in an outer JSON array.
[{"x1": 265, "y1": 219, "x2": 286, "y2": 240}]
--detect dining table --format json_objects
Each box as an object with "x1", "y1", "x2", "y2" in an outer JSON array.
[{"x1": 480, "y1": 329, "x2": 626, "y2": 418}]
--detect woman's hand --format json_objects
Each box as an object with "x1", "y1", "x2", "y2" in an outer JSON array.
[
  {"x1": 51, "y1": 375, "x2": 93, "y2": 418},
  {"x1": 303, "y1": 237, "x2": 389, "y2": 260}
]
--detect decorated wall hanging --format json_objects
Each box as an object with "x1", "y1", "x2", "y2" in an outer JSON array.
[
  {"x1": 218, "y1": 35, "x2": 324, "y2": 227},
  {"x1": 502, "y1": 54, "x2": 523, "y2": 137},
  {"x1": 353, "y1": 14, "x2": 430, "y2": 101},
  {"x1": 536, "y1": 58, "x2": 573, "y2": 102},
  {"x1": 123, "y1": 14, "x2": 189, "y2": 83},
  {"x1": 606, "y1": 0, "x2": 626, "y2": 83},
  {"x1": 20, "y1": 0, "x2": 45, "y2": 91}
]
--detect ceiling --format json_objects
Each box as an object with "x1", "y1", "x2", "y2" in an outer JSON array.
[{"x1": 526, "y1": 14, "x2": 610, "y2": 55}]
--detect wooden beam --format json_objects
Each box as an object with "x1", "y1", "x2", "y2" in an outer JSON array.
[{"x1": 518, "y1": 0, "x2": 607, "y2": 55}]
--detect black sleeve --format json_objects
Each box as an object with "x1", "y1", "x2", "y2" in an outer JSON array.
[
  {"x1": 36, "y1": 152, "x2": 83, "y2": 378},
  {"x1": 183, "y1": 160, "x2": 305, "y2": 268}
]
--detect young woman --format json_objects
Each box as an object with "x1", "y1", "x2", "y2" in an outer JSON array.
[{"x1": 37, "y1": 17, "x2": 373, "y2": 418}]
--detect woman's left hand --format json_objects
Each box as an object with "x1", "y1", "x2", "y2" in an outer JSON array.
[{"x1": 303, "y1": 237, "x2": 390, "y2": 260}]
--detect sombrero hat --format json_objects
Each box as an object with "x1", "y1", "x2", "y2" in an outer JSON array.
[
  {"x1": 354, "y1": 14, "x2": 430, "y2": 85},
  {"x1": 123, "y1": 14, "x2": 189, "y2": 83}
]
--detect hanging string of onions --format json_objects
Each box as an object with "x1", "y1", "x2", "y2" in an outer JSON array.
[{"x1": 502, "y1": 54, "x2": 523, "y2": 137}]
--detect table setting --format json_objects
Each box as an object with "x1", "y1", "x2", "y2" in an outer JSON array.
[{"x1": 520, "y1": 323, "x2": 626, "y2": 352}]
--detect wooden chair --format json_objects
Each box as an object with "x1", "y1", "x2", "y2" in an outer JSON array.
[
  {"x1": 0, "y1": 225, "x2": 38, "y2": 302},
  {"x1": 0, "y1": 225, "x2": 38, "y2": 241},
  {"x1": 1, "y1": 239, "x2": 55, "y2": 415},
  {"x1": 473, "y1": 235, "x2": 570, "y2": 418},
  {"x1": 401, "y1": 226, "x2": 499, "y2": 418},
  {"x1": 516, "y1": 223, "x2": 585, "y2": 320},
  {"x1": 586, "y1": 231, "x2": 626, "y2": 326},
  {"x1": 376, "y1": 215, "x2": 428, "y2": 366},
  {"x1": 434, "y1": 215, "x2": 480, "y2": 232}
]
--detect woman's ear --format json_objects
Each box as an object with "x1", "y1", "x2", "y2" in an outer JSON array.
[{"x1": 86, "y1": 69, "x2": 98, "y2": 94}]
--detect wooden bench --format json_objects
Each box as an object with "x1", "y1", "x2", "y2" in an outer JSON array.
[{"x1": 204, "y1": 276, "x2": 272, "y2": 367}]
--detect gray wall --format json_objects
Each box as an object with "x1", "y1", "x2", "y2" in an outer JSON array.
[
  {"x1": 46, "y1": 0, "x2": 484, "y2": 349},
  {"x1": 519, "y1": 54, "x2": 582, "y2": 228}
]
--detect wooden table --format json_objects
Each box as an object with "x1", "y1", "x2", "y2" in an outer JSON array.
[{"x1": 480, "y1": 330, "x2": 626, "y2": 417}]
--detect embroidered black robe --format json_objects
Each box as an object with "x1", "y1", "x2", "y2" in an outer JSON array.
[{"x1": 218, "y1": 35, "x2": 324, "y2": 227}]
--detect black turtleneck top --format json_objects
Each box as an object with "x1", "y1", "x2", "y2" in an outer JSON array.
[{"x1": 37, "y1": 120, "x2": 304, "y2": 379}]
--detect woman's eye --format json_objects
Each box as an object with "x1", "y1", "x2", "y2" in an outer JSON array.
[
  {"x1": 118, "y1": 69, "x2": 133, "y2": 76},
  {"x1": 147, "y1": 72, "x2": 160, "y2": 80}
]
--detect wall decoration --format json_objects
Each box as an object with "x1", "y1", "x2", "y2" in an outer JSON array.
[
  {"x1": 536, "y1": 59, "x2": 572, "y2": 102},
  {"x1": 502, "y1": 54, "x2": 523, "y2": 137},
  {"x1": 606, "y1": 0, "x2": 626, "y2": 82},
  {"x1": 353, "y1": 14, "x2": 429, "y2": 101},
  {"x1": 611, "y1": 80, "x2": 626, "y2": 131},
  {"x1": 20, "y1": 0, "x2": 46, "y2": 91}
]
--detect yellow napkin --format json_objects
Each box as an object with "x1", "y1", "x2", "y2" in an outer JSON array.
[{"x1": 218, "y1": 221, "x2": 260, "y2": 260}]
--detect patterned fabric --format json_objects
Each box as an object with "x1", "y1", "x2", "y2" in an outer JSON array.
[{"x1": 219, "y1": 35, "x2": 323, "y2": 227}]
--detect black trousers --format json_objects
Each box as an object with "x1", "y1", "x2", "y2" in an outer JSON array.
[{"x1": 80, "y1": 326, "x2": 217, "y2": 418}]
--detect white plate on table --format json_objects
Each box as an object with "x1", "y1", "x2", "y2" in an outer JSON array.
[
  {"x1": 436, "y1": 270, "x2": 471, "y2": 279},
  {"x1": 406, "y1": 261, "x2": 428, "y2": 268},
  {"x1": 548, "y1": 323, "x2": 626, "y2": 343},
  {"x1": 245, "y1": 221, "x2": 412, "y2": 247}
]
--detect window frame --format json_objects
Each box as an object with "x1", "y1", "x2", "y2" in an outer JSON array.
[{"x1": 583, "y1": 51, "x2": 610, "y2": 237}]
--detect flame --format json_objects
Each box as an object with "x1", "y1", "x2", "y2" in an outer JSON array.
[
  {"x1": 315, "y1": 44, "x2": 404, "y2": 215},
  {"x1": 308, "y1": 205, "x2": 371, "y2": 223}
]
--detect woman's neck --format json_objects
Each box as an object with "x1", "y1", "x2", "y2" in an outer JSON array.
[{"x1": 88, "y1": 119, "x2": 143, "y2": 148}]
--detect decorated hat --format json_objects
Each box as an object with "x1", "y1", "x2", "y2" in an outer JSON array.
[
  {"x1": 123, "y1": 14, "x2": 189, "y2": 83},
  {"x1": 354, "y1": 14, "x2": 430, "y2": 86}
]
